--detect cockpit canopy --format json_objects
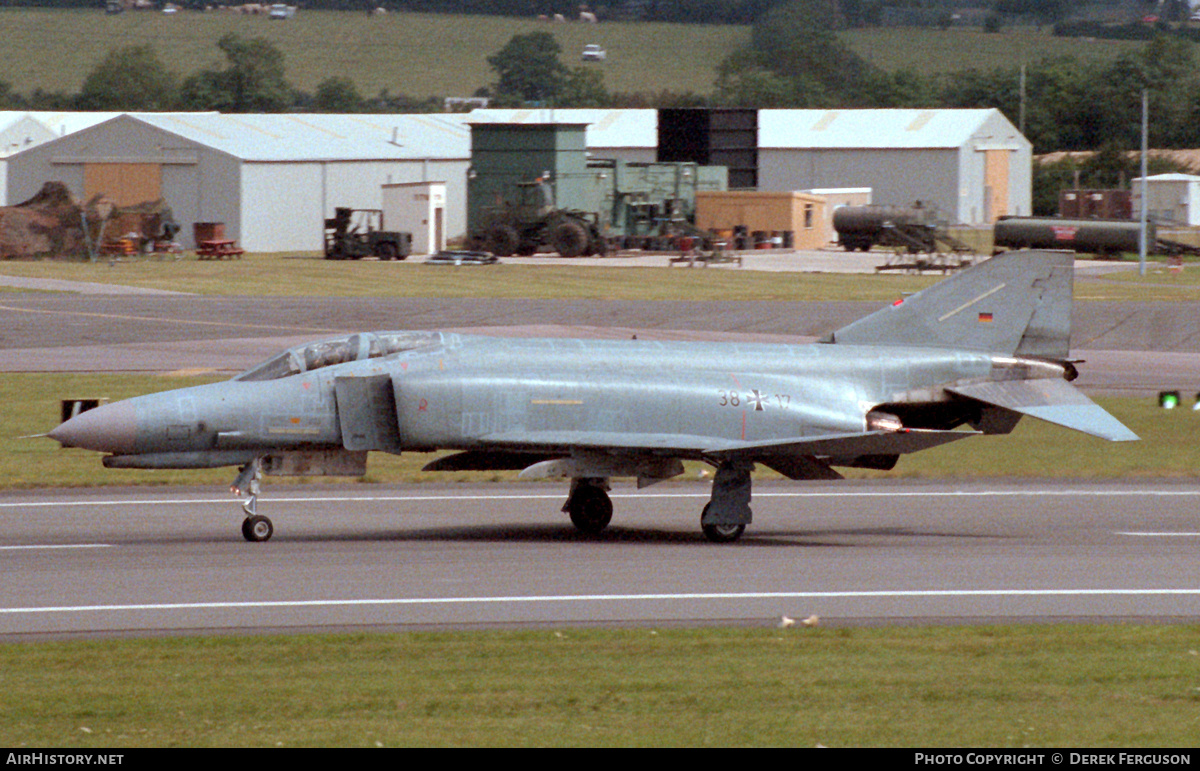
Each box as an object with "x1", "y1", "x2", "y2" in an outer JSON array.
[{"x1": 235, "y1": 331, "x2": 441, "y2": 382}]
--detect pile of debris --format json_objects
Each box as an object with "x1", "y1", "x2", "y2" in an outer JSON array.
[{"x1": 0, "y1": 182, "x2": 179, "y2": 260}]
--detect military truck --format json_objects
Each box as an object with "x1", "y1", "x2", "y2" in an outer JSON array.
[
  {"x1": 470, "y1": 162, "x2": 725, "y2": 257},
  {"x1": 323, "y1": 208, "x2": 412, "y2": 261},
  {"x1": 473, "y1": 179, "x2": 604, "y2": 258},
  {"x1": 466, "y1": 123, "x2": 726, "y2": 258}
]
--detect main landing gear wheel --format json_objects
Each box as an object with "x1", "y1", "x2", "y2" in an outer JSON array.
[
  {"x1": 700, "y1": 503, "x2": 746, "y2": 543},
  {"x1": 242, "y1": 514, "x2": 274, "y2": 542},
  {"x1": 702, "y1": 522, "x2": 746, "y2": 543},
  {"x1": 567, "y1": 484, "x2": 613, "y2": 535}
]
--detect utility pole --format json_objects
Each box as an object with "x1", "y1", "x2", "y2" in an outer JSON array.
[{"x1": 1139, "y1": 89, "x2": 1149, "y2": 277}]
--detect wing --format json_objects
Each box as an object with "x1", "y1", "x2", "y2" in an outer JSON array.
[{"x1": 425, "y1": 428, "x2": 977, "y2": 482}]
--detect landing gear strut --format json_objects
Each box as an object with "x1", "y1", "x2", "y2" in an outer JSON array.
[
  {"x1": 233, "y1": 459, "x2": 273, "y2": 542},
  {"x1": 564, "y1": 477, "x2": 613, "y2": 535},
  {"x1": 700, "y1": 461, "x2": 753, "y2": 543}
]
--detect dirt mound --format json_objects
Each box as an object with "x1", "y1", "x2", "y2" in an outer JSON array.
[{"x1": 0, "y1": 182, "x2": 178, "y2": 260}]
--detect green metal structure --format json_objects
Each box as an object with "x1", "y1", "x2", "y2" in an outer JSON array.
[{"x1": 466, "y1": 123, "x2": 727, "y2": 256}]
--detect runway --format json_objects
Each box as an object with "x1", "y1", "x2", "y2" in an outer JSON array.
[
  {"x1": 3, "y1": 480, "x2": 1199, "y2": 638},
  {"x1": 1, "y1": 263, "x2": 1197, "y2": 637}
]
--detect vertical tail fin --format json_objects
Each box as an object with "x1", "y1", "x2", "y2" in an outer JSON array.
[{"x1": 823, "y1": 251, "x2": 1074, "y2": 358}]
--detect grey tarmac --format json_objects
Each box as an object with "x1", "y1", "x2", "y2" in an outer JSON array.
[{"x1": 2, "y1": 480, "x2": 1199, "y2": 638}]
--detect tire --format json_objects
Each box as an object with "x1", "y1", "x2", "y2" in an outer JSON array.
[
  {"x1": 486, "y1": 225, "x2": 520, "y2": 257},
  {"x1": 377, "y1": 242, "x2": 399, "y2": 261},
  {"x1": 551, "y1": 220, "x2": 589, "y2": 258},
  {"x1": 700, "y1": 503, "x2": 745, "y2": 543},
  {"x1": 242, "y1": 515, "x2": 274, "y2": 542},
  {"x1": 568, "y1": 486, "x2": 613, "y2": 535}
]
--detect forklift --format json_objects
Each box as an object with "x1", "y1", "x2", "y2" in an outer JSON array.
[{"x1": 323, "y1": 208, "x2": 412, "y2": 260}]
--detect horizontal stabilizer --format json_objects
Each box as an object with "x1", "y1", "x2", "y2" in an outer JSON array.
[{"x1": 948, "y1": 379, "x2": 1138, "y2": 442}]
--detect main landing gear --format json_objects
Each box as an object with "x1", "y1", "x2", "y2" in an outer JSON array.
[
  {"x1": 233, "y1": 459, "x2": 273, "y2": 542},
  {"x1": 699, "y1": 461, "x2": 752, "y2": 543},
  {"x1": 562, "y1": 460, "x2": 754, "y2": 543},
  {"x1": 563, "y1": 478, "x2": 613, "y2": 535}
]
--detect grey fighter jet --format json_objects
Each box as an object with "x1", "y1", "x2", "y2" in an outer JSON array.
[{"x1": 48, "y1": 251, "x2": 1136, "y2": 543}]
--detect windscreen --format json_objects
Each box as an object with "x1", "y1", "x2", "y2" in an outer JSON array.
[{"x1": 235, "y1": 331, "x2": 440, "y2": 381}]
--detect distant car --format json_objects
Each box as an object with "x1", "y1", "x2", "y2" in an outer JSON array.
[
  {"x1": 425, "y1": 250, "x2": 499, "y2": 266},
  {"x1": 581, "y1": 44, "x2": 606, "y2": 61}
]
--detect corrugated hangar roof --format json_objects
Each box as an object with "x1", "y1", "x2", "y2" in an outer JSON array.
[
  {"x1": 758, "y1": 109, "x2": 1014, "y2": 149},
  {"x1": 0, "y1": 111, "x2": 125, "y2": 136},
  {"x1": 125, "y1": 113, "x2": 471, "y2": 161},
  {"x1": 463, "y1": 108, "x2": 657, "y2": 148}
]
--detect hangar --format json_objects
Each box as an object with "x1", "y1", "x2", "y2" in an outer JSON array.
[
  {"x1": 5, "y1": 108, "x2": 1031, "y2": 252},
  {"x1": 459, "y1": 108, "x2": 1031, "y2": 226},
  {"x1": 0, "y1": 112, "x2": 122, "y2": 205},
  {"x1": 757, "y1": 108, "x2": 1032, "y2": 225},
  {"x1": 5, "y1": 112, "x2": 470, "y2": 251}
]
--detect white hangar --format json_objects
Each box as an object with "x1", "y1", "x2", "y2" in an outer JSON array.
[
  {"x1": 0, "y1": 112, "x2": 125, "y2": 205},
  {"x1": 5, "y1": 112, "x2": 471, "y2": 251},
  {"x1": 757, "y1": 108, "x2": 1032, "y2": 225},
  {"x1": 464, "y1": 107, "x2": 1031, "y2": 226}
]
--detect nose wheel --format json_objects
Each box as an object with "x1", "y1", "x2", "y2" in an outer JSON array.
[
  {"x1": 241, "y1": 514, "x2": 274, "y2": 542},
  {"x1": 233, "y1": 459, "x2": 274, "y2": 542}
]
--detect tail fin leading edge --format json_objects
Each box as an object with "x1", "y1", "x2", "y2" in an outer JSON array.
[{"x1": 825, "y1": 251, "x2": 1074, "y2": 358}]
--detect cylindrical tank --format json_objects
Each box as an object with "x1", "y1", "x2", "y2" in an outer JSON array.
[
  {"x1": 992, "y1": 217, "x2": 1153, "y2": 257},
  {"x1": 832, "y1": 205, "x2": 936, "y2": 251}
]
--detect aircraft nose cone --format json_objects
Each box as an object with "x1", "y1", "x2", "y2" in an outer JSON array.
[{"x1": 47, "y1": 401, "x2": 136, "y2": 454}]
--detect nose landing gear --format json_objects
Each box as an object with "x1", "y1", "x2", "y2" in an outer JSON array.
[{"x1": 233, "y1": 459, "x2": 273, "y2": 542}]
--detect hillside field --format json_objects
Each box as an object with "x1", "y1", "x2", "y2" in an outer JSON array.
[{"x1": 0, "y1": 8, "x2": 1155, "y2": 101}]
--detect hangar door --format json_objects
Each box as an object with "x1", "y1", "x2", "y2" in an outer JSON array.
[
  {"x1": 84, "y1": 163, "x2": 162, "y2": 206},
  {"x1": 983, "y1": 149, "x2": 1011, "y2": 223}
]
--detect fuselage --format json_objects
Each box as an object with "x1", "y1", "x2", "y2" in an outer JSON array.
[{"x1": 49, "y1": 330, "x2": 1027, "y2": 470}]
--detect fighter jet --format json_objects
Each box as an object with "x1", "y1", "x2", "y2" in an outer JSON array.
[{"x1": 48, "y1": 250, "x2": 1136, "y2": 543}]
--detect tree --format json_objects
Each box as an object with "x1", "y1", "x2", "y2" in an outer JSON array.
[
  {"x1": 486, "y1": 31, "x2": 569, "y2": 105},
  {"x1": 179, "y1": 34, "x2": 292, "y2": 112},
  {"x1": 713, "y1": 0, "x2": 882, "y2": 107},
  {"x1": 559, "y1": 67, "x2": 610, "y2": 108},
  {"x1": 313, "y1": 76, "x2": 363, "y2": 112},
  {"x1": 77, "y1": 45, "x2": 177, "y2": 111}
]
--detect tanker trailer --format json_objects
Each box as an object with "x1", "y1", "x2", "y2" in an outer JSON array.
[
  {"x1": 992, "y1": 217, "x2": 1153, "y2": 259},
  {"x1": 832, "y1": 205, "x2": 939, "y2": 253}
]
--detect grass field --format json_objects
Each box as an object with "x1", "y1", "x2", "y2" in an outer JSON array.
[
  {"x1": 3, "y1": 246, "x2": 1197, "y2": 747},
  {"x1": 4, "y1": 625, "x2": 1200, "y2": 746},
  {"x1": 844, "y1": 26, "x2": 1147, "y2": 76},
  {"x1": 1, "y1": 8, "x2": 745, "y2": 99},
  {"x1": 0, "y1": 8, "x2": 1159, "y2": 100},
  {"x1": 2, "y1": 252, "x2": 1200, "y2": 302}
]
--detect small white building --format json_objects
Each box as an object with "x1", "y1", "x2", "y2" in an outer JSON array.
[
  {"x1": 1132, "y1": 173, "x2": 1200, "y2": 226},
  {"x1": 382, "y1": 181, "x2": 447, "y2": 255},
  {"x1": 6, "y1": 113, "x2": 471, "y2": 251},
  {"x1": 758, "y1": 109, "x2": 1031, "y2": 226}
]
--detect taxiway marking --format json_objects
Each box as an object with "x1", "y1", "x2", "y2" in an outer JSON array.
[
  {"x1": 0, "y1": 544, "x2": 111, "y2": 551},
  {"x1": 1, "y1": 489, "x2": 1200, "y2": 511},
  {"x1": 4, "y1": 588, "x2": 1200, "y2": 616}
]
